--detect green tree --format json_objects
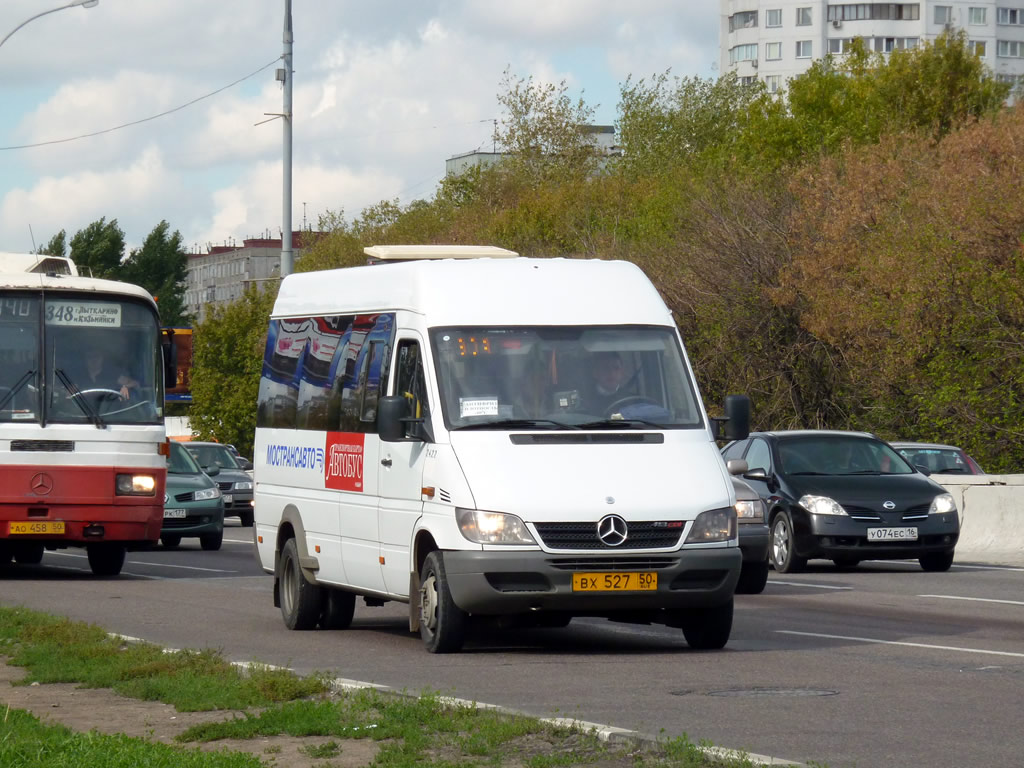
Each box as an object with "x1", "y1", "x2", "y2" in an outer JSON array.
[
  {"x1": 37, "y1": 230, "x2": 67, "y2": 257},
  {"x1": 120, "y1": 220, "x2": 191, "y2": 326},
  {"x1": 69, "y1": 218, "x2": 125, "y2": 279}
]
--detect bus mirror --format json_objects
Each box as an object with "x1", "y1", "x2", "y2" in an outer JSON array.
[
  {"x1": 378, "y1": 396, "x2": 409, "y2": 442},
  {"x1": 723, "y1": 395, "x2": 751, "y2": 441},
  {"x1": 161, "y1": 331, "x2": 177, "y2": 390}
]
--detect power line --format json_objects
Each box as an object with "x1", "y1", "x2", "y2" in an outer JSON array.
[{"x1": 0, "y1": 57, "x2": 282, "y2": 151}]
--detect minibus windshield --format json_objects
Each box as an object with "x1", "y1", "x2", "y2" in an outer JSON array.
[{"x1": 431, "y1": 326, "x2": 704, "y2": 430}]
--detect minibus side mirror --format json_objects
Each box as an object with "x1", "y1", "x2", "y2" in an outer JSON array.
[
  {"x1": 712, "y1": 394, "x2": 751, "y2": 441},
  {"x1": 378, "y1": 396, "x2": 433, "y2": 443}
]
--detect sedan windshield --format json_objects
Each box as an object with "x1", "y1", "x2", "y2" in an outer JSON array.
[
  {"x1": 430, "y1": 326, "x2": 704, "y2": 430},
  {"x1": 186, "y1": 444, "x2": 241, "y2": 470},
  {"x1": 169, "y1": 442, "x2": 203, "y2": 475},
  {"x1": 779, "y1": 436, "x2": 914, "y2": 475}
]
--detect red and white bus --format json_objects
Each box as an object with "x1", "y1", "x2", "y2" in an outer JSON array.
[{"x1": 0, "y1": 256, "x2": 171, "y2": 575}]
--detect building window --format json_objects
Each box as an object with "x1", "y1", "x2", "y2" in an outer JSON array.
[
  {"x1": 766, "y1": 42, "x2": 782, "y2": 60},
  {"x1": 998, "y1": 40, "x2": 1024, "y2": 57},
  {"x1": 969, "y1": 40, "x2": 987, "y2": 56},
  {"x1": 828, "y1": 4, "x2": 920, "y2": 22},
  {"x1": 796, "y1": 40, "x2": 813, "y2": 58},
  {"x1": 934, "y1": 5, "x2": 952, "y2": 24},
  {"x1": 740, "y1": 76, "x2": 758, "y2": 87},
  {"x1": 729, "y1": 11, "x2": 758, "y2": 31},
  {"x1": 828, "y1": 38, "x2": 854, "y2": 54},
  {"x1": 969, "y1": 7, "x2": 986, "y2": 25},
  {"x1": 796, "y1": 7, "x2": 812, "y2": 25},
  {"x1": 766, "y1": 8, "x2": 782, "y2": 27},
  {"x1": 729, "y1": 43, "x2": 758, "y2": 64},
  {"x1": 764, "y1": 74, "x2": 782, "y2": 93},
  {"x1": 997, "y1": 8, "x2": 1023, "y2": 25}
]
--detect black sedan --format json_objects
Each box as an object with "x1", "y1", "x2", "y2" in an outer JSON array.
[{"x1": 721, "y1": 430, "x2": 959, "y2": 573}]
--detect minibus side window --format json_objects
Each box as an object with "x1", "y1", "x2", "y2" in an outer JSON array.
[{"x1": 394, "y1": 340, "x2": 430, "y2": 421}]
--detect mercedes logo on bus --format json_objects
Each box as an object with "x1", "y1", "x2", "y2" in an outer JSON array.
[
  {"x1": 597, "y1": 514, "x2": 628, "y2": 547},
  {"x1": 30, "y1": 472, "x2": 54, "y2": 496}
]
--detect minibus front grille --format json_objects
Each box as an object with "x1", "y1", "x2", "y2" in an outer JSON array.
[
  {"x1": 548, "y1": 557, "x2": 677, "y2": 571},
  {"x1": 534, "y1": 522, "x2": 682, "y2": 550},
  {"x1": 12, "y1": 440, "x2": 74, "y2": 452}
]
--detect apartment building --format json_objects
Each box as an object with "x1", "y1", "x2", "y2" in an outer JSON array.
[{"x1": 720, "y1": 1, "x2": 1024, "y2": 94}]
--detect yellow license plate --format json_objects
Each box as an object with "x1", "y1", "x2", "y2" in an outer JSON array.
[
  {"x1": 9, "y1": 521, "x2": 65, "y2": 535},
  {"x1": 572, "y1": 572, "x2": 657, "y2": 591}
]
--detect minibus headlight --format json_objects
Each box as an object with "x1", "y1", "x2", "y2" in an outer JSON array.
[
  {"x1": 116, "y1": 473, "x2": 157, "y2": 496},
  {"x1": 799, "y1": 495, "x2": 847, "y2": 516},
  {"x1": 193, "y1": 487, "x2": 221, "y2": 501},
  {"x1": 685, "y1": 507, "x2": 736, "y2": 544},
  {"x1": 456, "y1": 508, "x2": 536, "y2": 545},
  {"x1": 929, "y1": 493, "x2": 956, "y2": 515}
]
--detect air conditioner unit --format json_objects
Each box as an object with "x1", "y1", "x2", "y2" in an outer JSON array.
[
  {"x1": 750, "y1": 59, "x2": 758, "y2": 68},
  {"x1": 943, "y1": 22, "x2": 953, "y2": 32},
  {"x1": 832, "y1": 19, "x2": 842, "y2": 28}
]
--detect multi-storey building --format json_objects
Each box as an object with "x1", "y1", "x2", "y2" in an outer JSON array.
[{"x1": 720, "y1": 2, "x2": 1024, "y2": 94}]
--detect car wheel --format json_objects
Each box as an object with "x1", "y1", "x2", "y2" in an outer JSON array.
[
  {"x1": 87, "y1": 544, "x2": 126, "y2": 576},
  {"x1": 419, "y1": 550, "x2": 466, "y2": 653},
  {"x1": 161, "y1": 535, "x2": 182, "y2": 549},
  {"x1": 200, "y1": 531, "x2": 223, "y2": 551},
  {"x1": 13, "y1": 543, "x2": 45, "y2": 565},
  {"x1": 319, "y1": 588, "x2": 356, "y2": 629},
  {"x1": 735, "y1": 560, "x2": 769, "y2": 594},
  {"x1": 770, "y1": 512, "x2": 806, "y2": 573},
  {"x1": 681, "y1": 599, "x2": 734, "y2": 650},
  {"x1": 239, "y1": 510, "x2": 254, "y2": 527},
  {"x1": 919, "y1": 550, "x2": 955, "y2": 572},
  {"x1": 279, "y1": 538, "x2": 321, "y2": 630},
  {"x1": 832, "y1": 557, "x2": 860, "y2": 570}
]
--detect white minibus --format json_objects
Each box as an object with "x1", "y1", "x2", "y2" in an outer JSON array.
[{"x1": 253, "y1": 246, "x2": 750, "y2": 652}]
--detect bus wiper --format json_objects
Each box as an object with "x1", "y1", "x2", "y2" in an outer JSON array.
[
  {"x1": 578, "y1": 419, "x2": 666, "y2": 429},
  {"x1": 0, "y1": 370, "x2": 36, "y2": 412},
  {"x1": 54, "y1": 369, "x2": 105, "y2": 428},
  {"x1": 453, "y1": 419, "x2": 580, "y2": 431}
]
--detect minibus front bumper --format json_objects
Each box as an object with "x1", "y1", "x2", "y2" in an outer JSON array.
[{"x1": 442, "y1": 547, "x2": 741, "y2": 616}]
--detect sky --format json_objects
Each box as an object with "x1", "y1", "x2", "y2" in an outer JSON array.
[{"x1": 0, "y1": 1, "x2": 720, "y2": 255}]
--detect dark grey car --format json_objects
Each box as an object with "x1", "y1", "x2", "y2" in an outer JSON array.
[{"x1": 184, "y1": 441, "x2": 254, "y2": 526}]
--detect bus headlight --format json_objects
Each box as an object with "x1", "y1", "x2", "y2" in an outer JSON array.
[
  {"x1": 116, "y1": 473, "x2": 157, "y2": 496},
  {"x1": 456, "y1": 508, "x2": 536, "y2": 545}
]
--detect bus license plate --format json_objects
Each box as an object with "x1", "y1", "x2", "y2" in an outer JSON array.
[
  {"x1": 867, "y1": 527, "x2": 918, "y2": 542},
  {"x1": 163, "y1": 509, "x2": 187, "y2": 519},
  {"x1": 9, "y1": 521, "x2": 65, "y2": 535},
  {"x1": 572, "y1": 572, "x2": 657, "y2": 591}
]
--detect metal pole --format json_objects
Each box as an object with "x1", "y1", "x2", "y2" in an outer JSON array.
[
  {"x1": 280, "y1": 0, "x2": 294, "y2": 277},
  {"x1": 0, "y1": 1, "x2": 99, "y2": 52}
]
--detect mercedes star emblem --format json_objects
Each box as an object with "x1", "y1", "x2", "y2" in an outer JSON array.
[
  {"x1": 597, "y1": 514, "x2": 628, "y2": 547},
  {"x1": 30, "y1": 472, "x2": 54, "y2": 496}
]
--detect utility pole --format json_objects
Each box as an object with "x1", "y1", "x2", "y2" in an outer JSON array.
[{"x1": 280, "y1": 0, "x2": 294, "y2": 277}]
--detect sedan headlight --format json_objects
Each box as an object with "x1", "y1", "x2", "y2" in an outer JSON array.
[
  {"x1": 929, "y1": 493, "x2": 957, "y2": 515},
  {"x1": 115, "y1": 473, "x2": 157, "y2": 496},
  {"x1": 685, "y1": 507, "x2": 737, "y2": 544},
  {"x1": 456, "y1": 508, "x2": 536, "y2": 545},
  {"x1": 234, "y1": 480, "x2": 253, "y2": 491},
  {"x1": 193, "y1": 487, "x2": 221, "y2": 501},
  {"x1": 799, "y1": 495, "x2": 847, "y2": 516}
]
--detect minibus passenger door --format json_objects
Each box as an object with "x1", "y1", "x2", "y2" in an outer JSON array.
[{"x1": 377, "y1": 336, "x2": 430, "y2": 596}]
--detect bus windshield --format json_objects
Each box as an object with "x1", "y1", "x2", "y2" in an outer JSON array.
[
  {"x1": 0, "y1": 292, "x2": 163, "y2": 425},
  {"x1": 430, "y1": 325, "x2": 704, "y2": 430}
]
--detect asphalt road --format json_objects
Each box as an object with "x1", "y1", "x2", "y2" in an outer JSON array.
[{"x1": 3, "y1": 527, "x2": 1023, "y2": 768}]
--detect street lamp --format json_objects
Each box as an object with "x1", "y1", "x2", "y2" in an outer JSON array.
[{"x1": 0, "y1": 1, "x2": 99, "y2": 52}]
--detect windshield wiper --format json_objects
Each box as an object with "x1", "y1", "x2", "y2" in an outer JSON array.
[
  {"x1": 54, "y1": 369, "x2": 105, "y2": 428},
  {"x1": 0, "y1": 370, "x2": 36, "y2": 412},
  {"x1": 453, "y1": 418, "x2": 580, "y2": 431},
  {"x1": 787, "y1": 471, "x2": 828, "y2": 476},
  {"x1": 577, "y1": 419, "x2": 667, "y2": 429}
]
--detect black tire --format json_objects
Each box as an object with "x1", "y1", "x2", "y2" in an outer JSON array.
[
  {"x1": 418, "y1": 550, "x2": 467, "y2": 653},
  {"x1": 200, "y1": 531, "x2": 223, "y2": 551},
  {"x1": 0, "y1": 543, "x2": 12, "y2": 565},
  {"x1": 681, "y1": 599, "x2": 734, "y2": 650},
  {"x1": 279, "y1": 538, "x2": 321, "y2": 630},
  {"x1": 770, "y1": 512, "x2": 807, "y2": 573},
  {"x1": 735, "y1": 560, "x2": 769, "y2": 594},
  {"x1": 87, "y1": 544, "x2": 126, "y2": 576},
  {"x1": 238, "y1": 510, "x2": 254, "y2": 527},
  {"x1": 319, "y1": 589, "x2": 356, "y2": 629},
  {"x1": 919, "y1": 550, "x2": 955, "y2": 572},
  {"x1": 14, "y1": 543, "x2": 45, "y2": 565},
  {"x1": 832, "y1": 557, "x2": 860, "y2": 570},
  {"x1": 161, "y1": 535, "x2": 182, "y2": 549}
]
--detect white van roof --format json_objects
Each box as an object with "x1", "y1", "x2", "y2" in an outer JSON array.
[
  {"x1": 364, "y1": 245, "x2": 518, "y2": 262},
  {"x1": 274, "y1": 256, "x2": 673, "y2": 327}
]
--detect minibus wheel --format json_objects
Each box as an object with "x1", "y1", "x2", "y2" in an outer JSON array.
[
  {"x1": 680, "y1": 599, "x2": 733, "y2": 650},
  {"x1": 419, "y1": 551, "x2": 466, "y2": 653},
  {"x1": 279, "y1": 538, "x2": 321, "y2": 630}
]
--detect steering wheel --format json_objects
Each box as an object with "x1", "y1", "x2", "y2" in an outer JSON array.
[
  {"x1": 70, "y1": 388, "x2": 125, "y2": 403},
  {"x1": 604, "y1": 395, "x2": 660, "y2": 416}
]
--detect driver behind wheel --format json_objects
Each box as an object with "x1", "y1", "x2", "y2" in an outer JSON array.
[
  {"x1": 77, "y1": 340, "x2": 139, "y2": 400},
  {"x1": 585, "y1": 351, "x2": 630, "y2": 413}
]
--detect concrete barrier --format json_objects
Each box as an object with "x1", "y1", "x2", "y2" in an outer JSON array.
[{"x1": 934, "y1": 474, "x2": 1024, "y2": 566}]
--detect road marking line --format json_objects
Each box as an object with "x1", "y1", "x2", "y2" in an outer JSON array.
[
  {"x1": 950, "y1": 563, "x2": 1024, "y2": 572},
  {"x1": 771, "y1": 580, "x2": 852, "y2": 590},
  {"x1": 918, "y1": 594, "x2": 1024, "y2": 606},
  {"x1": 47, "y1": 551, "x2": 236, "y2": 573},
  {"x1": 778, "y1": 630, "x2": 1024, "y2": 658}
]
